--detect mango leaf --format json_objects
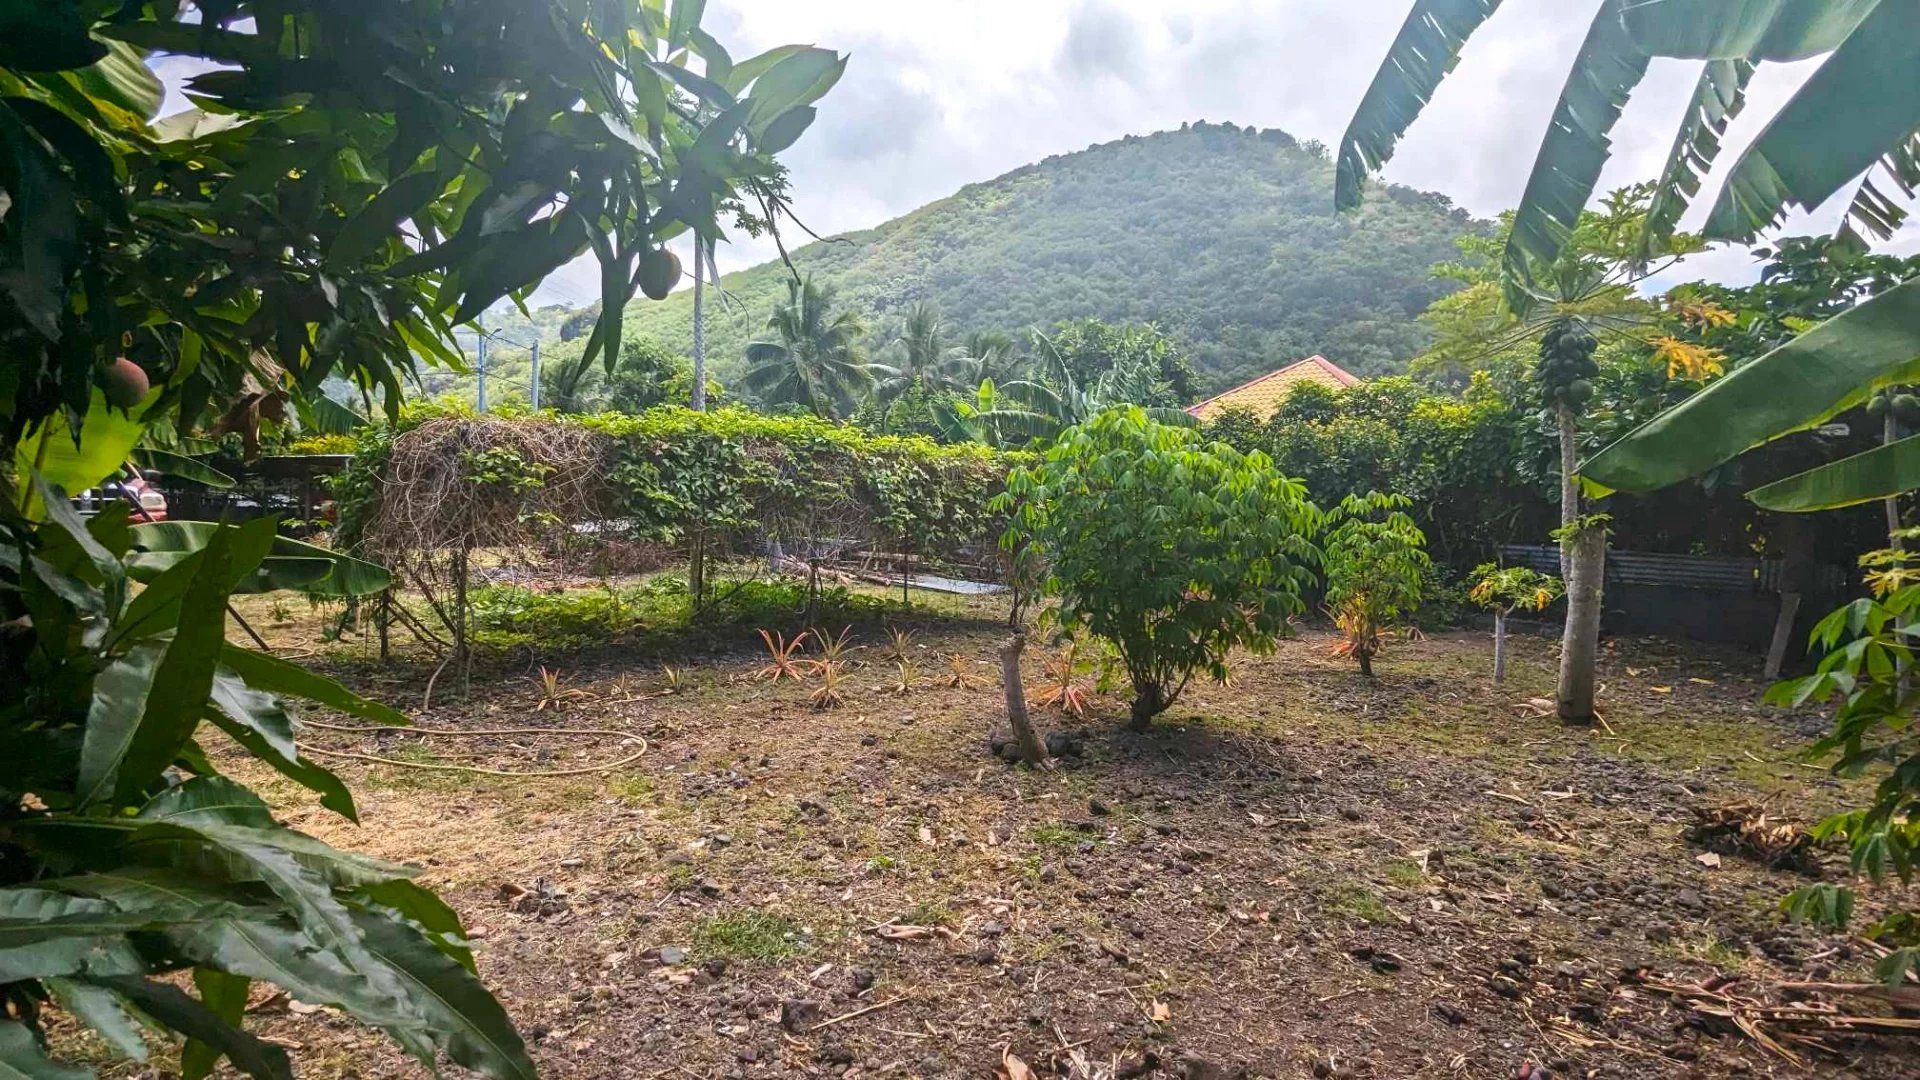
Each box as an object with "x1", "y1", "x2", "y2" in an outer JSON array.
[
  {"x1": 14, "y1": 391, "x2": 152, "y2": 513},
  {"x1": 667, "y1": 0, "x2": 707, "y2": 52},
  {"x1": 78, "y1": 520, "x2": 276, "y2": 807},
  {"x1": 85, "y1": 977, "x2": 291, "y2": 1080},
  {"x1": 1334, "y1": 0, "x2": 1505, "y2": 211},
  {"x1": 1704, "y1": 3, "x2": 1920, "y2": 241},
  {"x1": 130, "y1": 521, "x2": 391, "y2": 597},
  {"x1": 73, "y1": 39, "x2": 165, "y2": 119},
  {"x1": 205, "y1": 710, "x2": 358, "y2": 822},
  {"x1": 0, "y1": 889, "x2": 159, "y2": 951},
  {"x1": 327, "y1": 169, "x2": 451, "y2": 268},
  {"x1": 1582, "y1": 276, "x2": 1920, "y2": 493},
  {"x1": 756, "y1": 106, "x2": 816, "y2": 155},
  {"x1": 218, "y1": 644, "x2": 409, "y2": 727},
  {"x1": 742, "y1": 48, "x2": 845, "y2": 136},
  {"x1": 44, "y1": 977, "x2": 149, "y2": 1063},
  {"x1": 1749, "y1": 433, "x2": 1920, "y2": 511},
  {"x1": 0, "y1": 1019, "x2": 91, "y2": 1080},
  {"x1": 183, "y1": 969, "x2": 251, "y2": 1080},
  {"x1": 346, "y1": 908, "x2": 536, "y2": 1080}
]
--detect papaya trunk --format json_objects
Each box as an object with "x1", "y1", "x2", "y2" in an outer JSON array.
[
  {"x1": 999, "y1": 633, "x2": 1047, "y2": 765},
  {"x1": 1492, "y1": 610, "x2": 1507, "y2": 687},
  {"x1": 1557, "y1": 405, "x2": 1578, "y2": 578},
  {"x1": 1557, "y1": 524, "x2": 1604, "y2": 726}
]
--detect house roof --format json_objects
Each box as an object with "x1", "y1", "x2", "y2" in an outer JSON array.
[{"x1": 1185, "y1": 355, "x2": 1360, "y2": 421}]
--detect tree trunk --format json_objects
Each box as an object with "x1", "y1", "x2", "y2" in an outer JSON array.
[
  {"x1": 691, "y1": 237, "x2": 708, "y2": 412},
  {"x1": 1128, "y1": 681, "x2": 1167, "y2": 731},
  {"x1": 1557, "y1": 404, "x2": 1579, "y2": 577},
  {"x1": 999, "y1": 633, "x2": 1047, "y2": 765},
  {"x1": 1492, "y1": 610, "x2": 1507, "y2": 687},
  {"x1": 1357, "y1": 649, "x2": 1374, "y2": 678},
  {"x1": 1557, "y1": 523, "x2": 1604, "y2": 726}
]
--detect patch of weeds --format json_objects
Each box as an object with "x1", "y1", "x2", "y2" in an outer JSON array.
[
  {"x1": 864, "y1": 854, "x2": 898, "y2": 873},
  {"x1": 1382, "y1": 859, "x2": 1425, "y2": 888},
  {"x1": 1322, "y1": 883, "x2": 1396, "y2": 926},
  {"x1": 901, "y1": 900, "x2": 955, "y2": 927},
  {"x1": 1016, "y1": 855, "x2": 1045, "y2": 882},
  {"x1": 1030, "y1": 822, "x2": 1101, "y2": 847},
  {"x1": 606, "y1": 773, "x2": 656, "y2": 805},
  {"x1": 663, "y1": 862, "x2": 698, "y2": 892},
  {"x1": 369, "y1": 743, "x2": 467, "y2": 792},
  {"x1": 692, "y1": 910, "x2": 805, "y2": 963}
]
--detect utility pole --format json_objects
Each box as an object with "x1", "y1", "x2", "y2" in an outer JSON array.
[
  {"x1": 475, "y1": 312, "x2": 489, "y2": 412},
  {"x1": 691, "y1": 236, "x2": 708, "y2": 411},
  {"x1": 530, "y1": 341, "x2": 541, "y2": 410}
]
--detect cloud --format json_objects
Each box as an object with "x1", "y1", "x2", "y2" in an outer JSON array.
[{"x1": 1056, "y1": 1, "x2": 1147, "y2": 85}]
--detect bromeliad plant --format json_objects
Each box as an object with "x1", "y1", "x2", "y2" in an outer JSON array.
[
  {"x1": 1321, "y1": 493, "x2": 1431, "y2": 678},
  {"x1": 1468, "y1": 563, "x2": 1564, "y2": 686},
  {"x1": 1768, "y1": 542, "x2": 1920, "y2": 985},
  {"x1": 998, "y1": 407, "x2": 1322, "y2": 728},
  {"x1": 1, "y1": 483, "x2": 533, "y2": 1079}
]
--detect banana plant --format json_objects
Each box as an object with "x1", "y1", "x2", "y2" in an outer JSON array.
[
  {"x1": 2, "y1": 483, "x2": 529, "y2": 1079},
  {"x1": 1338, "y1": 0, "x2": 1920, "y2": 509}
]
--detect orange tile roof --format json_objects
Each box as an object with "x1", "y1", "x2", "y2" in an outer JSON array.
[{"x1": 1185, "y1": 355, "x2": 1360, "y2": 421}]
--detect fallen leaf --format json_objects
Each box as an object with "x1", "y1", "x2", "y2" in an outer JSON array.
[
  {"x1": 1651, "y1": 686, "x2": 1673, "y2": 694},
  {"x1": 917, "y1": 825, "x2": 935, "y2": 846},
  {"x1": 1249, "y1": 811, "x2": 1271, "y2": 827},
  {"x1": 1689, "y1": 677, "x2": 1716, "y2": 685},
  {"x1": 876, "y1": 924, "x2": 937, "y2": 940},
  {"x1": 1150, "y1": 1000, "x2": 1172, "y2": 1023},
  {"x1": 1001, "y1": 1047, "x2": 1036, "y2": 1080},
  {"x1": 1695, "y1": 852, "x2": 1722, "y2": 869}
]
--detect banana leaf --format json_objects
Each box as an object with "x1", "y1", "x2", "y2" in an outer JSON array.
[
  {"x1": 1704, "y1": 2, "x2": 1920, "y2": 241},
  {"x1": 130, "y1": 521, "x2": 391, "y2": 597},
  {"x1": 1334, "y1": 0, "x2": 1504, "y2": 212},
  {"x1": 14, "y1": 390, "x2": 152, "y2": 514},
  {"x1": 1748, "y1": 433, "x2": 1920, "y2": 511},
  {"x1": 1581, "y1": 277, "x2": 1920, "y2": 493},
  {"x1": 131, "y1": 448, "x2": 236, "y2": 489}
]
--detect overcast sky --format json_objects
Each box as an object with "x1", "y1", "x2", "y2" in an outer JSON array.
[{"x1": 159, "y1": 1, "x2": 1920, "y2": 309}]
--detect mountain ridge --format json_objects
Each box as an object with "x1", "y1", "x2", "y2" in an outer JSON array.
[{"x1": 600, "y1": 122, "x2": 1487, "y2": 394}]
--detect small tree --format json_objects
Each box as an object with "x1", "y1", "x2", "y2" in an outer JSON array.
[
  {"x1": 1468, "y1": 563, "x2": 1563, "y2": 686},
  {"x1": 998, "y1": 407, "x2": 1321, "y2": 728},
  {"x1": 1322, "y1": 493, "x2": 1430, "y2": 677}
]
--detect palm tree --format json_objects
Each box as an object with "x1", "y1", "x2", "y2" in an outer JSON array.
[
  {"x1": 1340, "y1": 0, "x2": 1920, "y2": 727},
  {"x1": 870, "y1": 302, "x2": 965, "y2": 424},
  {"x1": 743, "y1": 276, "x2": 872, "y2": 418},
  {"x1": 541, "y1": 346, "x2": 602, "y2": 413},
  {"x1": 954, "y1": 330, "x2": 1025, "y2": 386}
]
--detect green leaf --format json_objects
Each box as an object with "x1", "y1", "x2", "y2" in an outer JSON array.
[
  {"x1": 0, "y1": 1019, "x2": 91, "y2": 1080},
  {"x1": 130, "y1": 521, "x2": 391, "y2": 598},
  {"x1": 14, "y1": 391, "x2": 150, "y2": 510},
  {"x1": 346, "y1": 908, "x2": 536, "y2": 1080},
  {"x1": 667, "y1": 0, "x2": 707, "y2": 52},
  {"x1": 183, "y1": 969, "x2": 251, "y2": 1080},
  {"x1": 78, "y1": 520, "x2": 276, "y2": 807},
  {"x1": 73, "y1": 40, "x2": 165, "y2": 120},
  {"x1": 1334, "y1": 0, "x2": 1505, "y2": 211},
  {"x1": 1618, "y1": 0, "x2": 1881, "y2": 62},
  {"x1": 755, "y1": 106, "x2": 816, "y2": 155},
  {"x1": 44, "y1": 978, "x2": 148, "y2": 1063},
  {"x1": 1704, "y1": 3, "x2": 1920, "y2": 241},
  {"x1": 1748, "y1": 432, "x2": 1920, "y2": 511},
  {"x1": 1582, "y1": 276, "x2": 1920, "y2": 493},
  {"x1": 218, "y1": 644, "x2": 409, "y2": 727},
  {"x1": 328, "y1": 169, "x2": 451, "y2": 268},
  {"x1": 1502, "y1": 1, "x2": 1650, "y2": 301},
  {"x1": 205, "y1": 710, "x2": 358, "y2": 822},
  {"x1": 86, "y1": 977, "x2": 291, "y2": 1080},
  {"x1": 129, "y1": 449, "x2": 236, "y2": 490},
  {"x1": 742, "y1": 48, "x2": 845, "y2": 136},
  {"x1": 1640, "y1": 58, "x2": 1754, "y2": 259},
  {"x1": 0, "y1": 888, "x2": 158, "y2": 951}
]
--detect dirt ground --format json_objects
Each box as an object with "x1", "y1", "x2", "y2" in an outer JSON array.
[{"x1": 161, "y1": 596, "x2": 1920, "y2": 1078}]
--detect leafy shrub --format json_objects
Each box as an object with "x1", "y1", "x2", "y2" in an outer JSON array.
[
  {"x1": 282, "y1": 433, "x2": 358, "y2": 455},
  {"x1": 1468, "y1": 563, "x2": 1563, "y2": 617},
  {"x1": 1322, "y1": 492, "x2": 1431, "y2": 676},
  {"x1": 1001, "y1": 407, "x2": 1321, "y2": 727},
  {"x1": 1769, "y1": 550, "x2": 1920, "y2": 984},
  {"x1": 469, "y1": 577, "x2": 897, "y2": 653}
]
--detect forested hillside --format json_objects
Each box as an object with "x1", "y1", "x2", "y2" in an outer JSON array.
[{"x1": 615, "y1": 122, "x2": 1483, "y2": 392}]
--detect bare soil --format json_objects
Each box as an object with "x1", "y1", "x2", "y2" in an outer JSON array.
[{"x1": 169, "y1": 601, "x2": 1920, "y2": 1078}]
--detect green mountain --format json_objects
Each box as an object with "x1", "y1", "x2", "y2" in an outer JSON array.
[{"x1": 608, "y1": 122, "x2": 1486, "y2": 395}]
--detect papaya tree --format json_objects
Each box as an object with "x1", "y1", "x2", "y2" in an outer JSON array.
[
  {"x1": 997, "y1": 407, "x2": 1321, "y2": 727},
  {"x1": 1468, "y1": 562, "x2": 1563, "y2": 686},
  {"x1": 1, "y1": 1, "x2": 842, "y2": 1073}
]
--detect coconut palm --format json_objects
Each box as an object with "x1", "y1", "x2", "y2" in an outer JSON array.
[
  {"x1": 954, "y1": 330, "x2": 1025, "y2": 386},
  {"x1": 743, "y1": 276, "x2": 872, "y2": 418},
  {"x1": 870, "y1": 302, "x2": 966, "y2": 421},
  {"x1": 939, "y1": 328, "x2": 1193, "y2": 447}
]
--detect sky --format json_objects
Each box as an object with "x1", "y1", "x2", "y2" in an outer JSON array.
[{"x1": 157, "y1": 1, "x2": 1919, "y2": 310}]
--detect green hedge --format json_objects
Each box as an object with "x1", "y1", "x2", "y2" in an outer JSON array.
[{"x1": 335, "y1": 401, "x2": 1019, "y2": 568}]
